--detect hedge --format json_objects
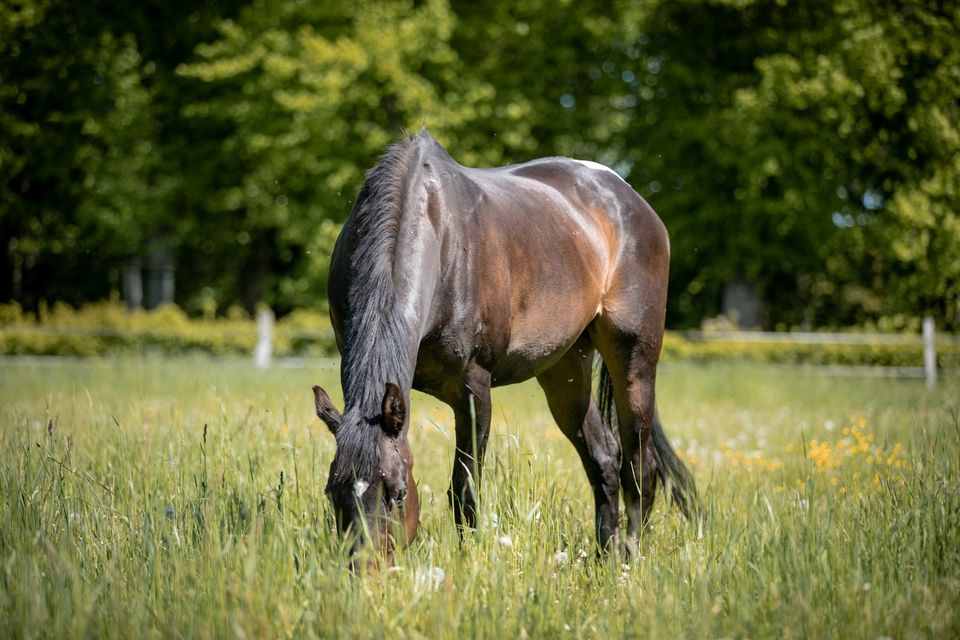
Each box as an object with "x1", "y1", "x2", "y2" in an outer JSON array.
[
  {"x1": 0, "y1": 301, "x2": 338, "y2": 358},
  {"x1": 661, "y1": 333, "x2": 960, "y2": 369},
  {"x1": 1, "y1": 302, "x2": 957, "y2": 369}
]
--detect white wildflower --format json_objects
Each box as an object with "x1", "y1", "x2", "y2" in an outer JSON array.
[{"x1": 414, "y1": 566, "x2": 445, "y2": 594}]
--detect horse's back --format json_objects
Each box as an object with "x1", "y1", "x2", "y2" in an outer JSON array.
[
  {"x1": 427, "y1": 154, "x2": 668, "y2": 383},
  {"x1": 463, "y1": 156, "x2": 670, "y2": 306}
]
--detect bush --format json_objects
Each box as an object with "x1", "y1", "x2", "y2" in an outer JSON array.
[
  {"x1": 661, "y1": 332, "x2": 960, "y2": 369},
  {"x1": 0, "y1": 301, "x2": 337, "y2": 357}
]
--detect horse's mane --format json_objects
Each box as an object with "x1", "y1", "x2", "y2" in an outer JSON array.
[{"x1": 329, "y1": 131, "x2": 425, "y2": 484}]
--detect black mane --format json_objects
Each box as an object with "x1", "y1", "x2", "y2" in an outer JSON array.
[{"x1": 329, "y1": 131, "x2": 427, "y2": 484}]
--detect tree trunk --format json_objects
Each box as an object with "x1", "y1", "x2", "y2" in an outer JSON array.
[
  {"x1": 123, "y1": 258, "x2": 143, "y2": 309},
  {"x1": 722, "y1": 278, "x2": 761, "y2": 329},
  {"x1": 145, "y1": 241, "x2": 175, "y2": 309}
]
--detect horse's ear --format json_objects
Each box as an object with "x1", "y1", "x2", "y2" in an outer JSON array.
[
  {"x1": 312, "y1": 385, "x2": 342, "y2": 435},
  {"x1": 381, "y1": 383, "x2": 406, "y2": 437}
]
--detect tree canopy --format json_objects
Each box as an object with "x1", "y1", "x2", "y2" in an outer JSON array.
[{"x1": 2, "y1": 0, "x2": 957, "y2": 329}]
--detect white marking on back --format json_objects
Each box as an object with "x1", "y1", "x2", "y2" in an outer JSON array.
[
  {"x1": 573, "y1": 159, "x2": 626, "y2": 183},
  {"x1": 354, "y1": 480, "x2": 369, "y2": 498}
]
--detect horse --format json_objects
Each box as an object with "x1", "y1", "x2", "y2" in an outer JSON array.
[{"x1": 311, "y1": 129, "x2": 696, "y2": 559}]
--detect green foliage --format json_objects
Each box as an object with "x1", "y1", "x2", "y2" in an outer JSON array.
[
  {"x1": 1, "y1": 0, "x2": 957, "y2": 330},
  {"x1": 1, "y1": 359, "x2": 958, "y2": 636},
  {"x1": 0, "y1": 1, "x2": 155, "y2": 306},
  {"x1": 175, "y1": 0, "x2": 484, "y2": 310},
  {"x1": 448, "y1": 0, "x2": 630, "y2": 163},
  {"x1": 73, "y1": 32, "x2": 174, "y2": 257},
  {"x1": 622, "y1": 0, "x2": 960, "y2": 329},
  {"x1": 725, "y1": 0, "x2": 960, "y2": 327},
  {"x1": 0, "y1": 0, "x2": 231, "y2": 308}
]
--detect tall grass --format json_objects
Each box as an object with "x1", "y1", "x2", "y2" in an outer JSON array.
[{"x1": 1, "y1": 358, "x2": 957, "y2": 638}]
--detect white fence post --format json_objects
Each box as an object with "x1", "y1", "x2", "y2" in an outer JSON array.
[
  {"x1": 254, "y1": 306, "x2": 274, "y2": 369},
  {"x1": 923, "y1": 316, "x2": 937, "y2": 389}
]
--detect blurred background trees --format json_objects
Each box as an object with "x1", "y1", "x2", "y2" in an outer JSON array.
[{"x1": 1, "y1": 0, "x2": 957, "y2": 329}]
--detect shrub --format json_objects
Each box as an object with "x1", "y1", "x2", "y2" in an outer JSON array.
[
  {"x1": 0, "y1": 301, "x2": 337, "y2": 357},
  {"x1": 661, "y1": 332, "x2": 960, "y2": 369}
]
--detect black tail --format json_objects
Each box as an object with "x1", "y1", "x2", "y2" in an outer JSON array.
[{"x1": 597, "y1": 362, "x2": 698, "y2": 520}]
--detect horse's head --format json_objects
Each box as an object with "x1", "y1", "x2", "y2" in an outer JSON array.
[{"x1": 312, "y1": 383, "x2": 419, "y2": 560}]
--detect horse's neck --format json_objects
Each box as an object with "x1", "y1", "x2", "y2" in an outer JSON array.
[{"x1": 341, "y1": 228, "x2": 434, "y2": 414}]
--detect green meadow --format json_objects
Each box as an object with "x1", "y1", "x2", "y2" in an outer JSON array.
[{"x1": 2, "y1": 357, "x2": 958, "y2": 638}]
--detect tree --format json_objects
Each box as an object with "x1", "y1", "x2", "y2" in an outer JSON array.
[
  {"x1": 449, "y1": 0, "x2": 629, "y2": 165},
  {"x1": 0, "y1": 0, "x2": 240, "y2": 310},
  {"x1": 3, "y1": 0, "x2": 956, "y2": 329},
  {"x1": 0, "y1": 1, "x2": 155, "y2": 308},
  {"x1": 174, "y1": 0, "x2": 647, "y2": 312},
  {"x1": 177, "y1": 0, "x2": 476, "y2": 311},
  {"x1": 620, "y1": 0, "x2": 960, "y2": 329},
  {"x1": 721, "y1": 0, "x2": 960, "y2": 329}
]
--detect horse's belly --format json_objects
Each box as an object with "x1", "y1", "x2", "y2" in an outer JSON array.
[
  {"x1": 415, "y1": 304, "x2": 593, "y2": 390},
  {"x1": 485, "y1": 307, "x2": 591, "y2": 385}
]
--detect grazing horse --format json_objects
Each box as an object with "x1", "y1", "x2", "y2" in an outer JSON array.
[{"x1": 312, "y1": 129, "x2": 695, "y2": 558}]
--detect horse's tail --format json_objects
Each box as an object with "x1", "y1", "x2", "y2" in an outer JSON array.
[
  {"x1": 650, "y1": 410, "x2": 699, "y2": 520},
  {"x1": 597, "y1": 362, "x2": 698, "y2": 520}
]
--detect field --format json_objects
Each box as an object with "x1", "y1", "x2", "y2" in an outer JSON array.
[{"x1": 2, "y1": 357, "x2": 958, "y2": 639}]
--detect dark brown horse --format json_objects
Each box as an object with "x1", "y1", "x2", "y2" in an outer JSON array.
[{"x1": 312, "y1": 129, "x2": 695, "y2": 558}]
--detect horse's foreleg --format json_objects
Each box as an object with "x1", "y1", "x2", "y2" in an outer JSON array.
[{"x1": 448, "y1": 366, "x2": 492, "y2": 533}]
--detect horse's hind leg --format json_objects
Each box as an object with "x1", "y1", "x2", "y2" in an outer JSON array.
[
  {"x1": 594, "y1": 322, "x2": 663, "y2": 552},
  {"x1": 448, "y1": 366, "x2": 492, "y2": 532},
  {"x1": 537, "y1": 340, "x2": 621, "y2": 551}
]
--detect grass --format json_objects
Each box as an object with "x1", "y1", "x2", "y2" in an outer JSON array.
[{"x1": 1, "y1": 357, "x2": 958, "y2": 638}]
